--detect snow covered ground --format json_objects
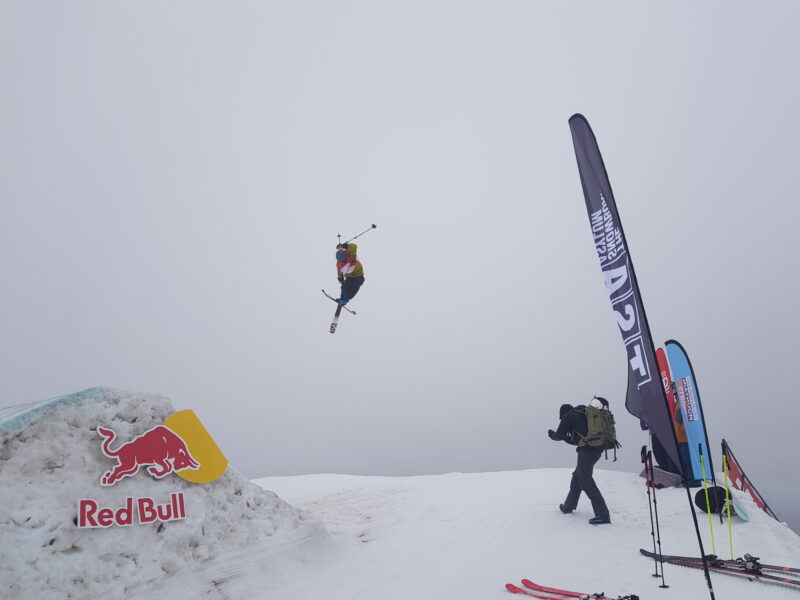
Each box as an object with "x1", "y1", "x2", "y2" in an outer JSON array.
[
  {"x1": 0, "y1": 389, "x2": 328, "y2": 600},
  {"x1": 3, "y1": 390, "x2": 799, "y2": 600},
  {"x1": 252, "y1": 470, "x2": 800, "y2": 600}
]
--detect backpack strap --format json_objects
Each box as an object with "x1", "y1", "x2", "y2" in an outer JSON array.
[
  {"x1": 570, "y1": 407, "x2": 588, "y2": 447},
  {"x1": 605, "y1": 440, "x2": 622, "y2": 462},
  {"x1": 573, "y1": 406, "x2": 588, "y2": 446}
]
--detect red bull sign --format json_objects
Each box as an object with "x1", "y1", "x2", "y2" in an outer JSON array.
[
  {"x1": 78, "y1": 494, "x2": 186, "y2": 528},
  {"x1": 98, "y1": 425, "x2": 200, "y2": 486},
  {"x1": 77, "y1": 410, "x2": 227, "y2": 529}
]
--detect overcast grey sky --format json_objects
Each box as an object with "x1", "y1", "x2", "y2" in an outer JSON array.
[{"x1": 2, "y1": 2, "x2": 799, "y2": 531}]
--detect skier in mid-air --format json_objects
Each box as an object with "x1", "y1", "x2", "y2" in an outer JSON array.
[
  {"x1": 323, "y1": 224, "x2": 375, "y2": 334},
  {"x1": 335, "y1": 242, "x2": 364, "y2": 305}
]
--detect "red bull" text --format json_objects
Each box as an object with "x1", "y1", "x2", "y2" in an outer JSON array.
[{"x1": 77, "y1": 493, "x2": 186, "y2": 528}]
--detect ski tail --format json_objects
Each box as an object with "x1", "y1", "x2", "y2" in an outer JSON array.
[{"x1": 330, "y1": 304, "x2": 342, "y2": 334}]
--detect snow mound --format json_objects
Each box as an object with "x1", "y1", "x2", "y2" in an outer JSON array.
[{"x1": 0, "y1": 388, "x2": 329, "y2": 600}]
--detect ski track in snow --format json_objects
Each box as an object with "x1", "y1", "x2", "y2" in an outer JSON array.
[{"x1": 252, "y1": 470, "x2": 800, "y2": 600}]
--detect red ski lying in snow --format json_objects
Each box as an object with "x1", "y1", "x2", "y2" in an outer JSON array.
[{"x1": 505, "y1": 579, "x2": 639, "y2": 600}]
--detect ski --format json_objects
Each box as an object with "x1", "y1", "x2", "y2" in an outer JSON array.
[
  {"x1": 667, "y1": 560, "x2": 800, "y2": 587},
  {"x1": 640, "y1": 549, "x2": 800, "y2": 587},
  {"x1": 521, "y1": 580, "x2": 584, "y2": 597},
  {"x1": 639, "y1": 548, "x2": 800, "y2": 575},
  {"x1": 322, "y1": 289, "x2": 355, "y2": 334},
  {"x1": 322, "y1": 289, "x2": 356, "y2": 315},
  {"x1": 330, "y1": 304, "x2": 342, "y2": 334},
  {"x1": 505, "y1": 584, "x2": 576, "y2": 599},
  {"x1": 511, "y1": 580, "x2": 639, "y2": 600}
]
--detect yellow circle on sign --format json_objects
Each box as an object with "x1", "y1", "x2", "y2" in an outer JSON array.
[{"x1": 164, "y1": 410, "x2": 228, "y2": 484}]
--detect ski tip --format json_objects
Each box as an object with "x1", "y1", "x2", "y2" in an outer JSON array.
[
  {"x1": 505, "y1": 583, "x2": 523, "y2": 593},
  {"x1": 569, "y1": 112, "x2": 588, "y2": 125}
]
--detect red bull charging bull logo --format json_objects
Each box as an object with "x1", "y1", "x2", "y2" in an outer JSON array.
[
  {"x1": 77, "y1": 410, "x2": 228, "y2": 529},
  {"x1": 98, "y1": 425, "x2": 200, "y2": 486}
]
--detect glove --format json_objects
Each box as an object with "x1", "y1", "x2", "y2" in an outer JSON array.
[
  {"x1": 338, "y1": 276, "x2": 345, "y2": 284},
  {"x1": 548, "y1": 429, "x2": 558, "y2": 440}
]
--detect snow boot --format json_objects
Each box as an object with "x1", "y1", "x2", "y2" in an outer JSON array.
[
  {"x1": 589, "y1": 515, "x2": 611, "y2": 525},
  {"x1": 559, "y1": 504, "x2": 573, "y2": 514}
]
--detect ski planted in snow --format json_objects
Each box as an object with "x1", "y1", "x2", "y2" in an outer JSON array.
[
  {"x1": 505, "y1": 579, "x2": 639, "y2": 600},
  {"x1": 640, "y1": 549, "x2": 800, "y2": 587}
]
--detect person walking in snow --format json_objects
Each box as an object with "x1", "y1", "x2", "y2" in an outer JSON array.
[
  {"x1": 548, "y1": 397, "x2": 611, "y2": 525},
  {"x1": 335, "y1": 242, "x2": 365, "y2": 305}
]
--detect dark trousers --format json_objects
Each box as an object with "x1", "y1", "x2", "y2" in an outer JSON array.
[
  {"x1": 340, "y1": 276, "x2": 365, "y2": 302},
  {"x1": 563, "y1": 446, "x2": 609, "y2": 519}
]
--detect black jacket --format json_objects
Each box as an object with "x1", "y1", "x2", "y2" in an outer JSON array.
[{"x1": 550, "y1": 405, "x2": 588, "y2": 447}]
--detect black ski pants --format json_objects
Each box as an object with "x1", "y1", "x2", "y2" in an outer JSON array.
[
  {"x1": 340, "y1": 276, "x2": 364, "y2": 302},
  {"x1": 562, "y1": 446, "x2": 609, "y2": 519}
]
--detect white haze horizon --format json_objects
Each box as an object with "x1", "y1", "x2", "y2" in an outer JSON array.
[{"x1": 2, "y1": 1, "x2": 799, "y2": 535}]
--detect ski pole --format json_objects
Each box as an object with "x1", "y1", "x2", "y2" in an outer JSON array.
[
  {"x1": 647, "y1": 449, "x2": 668, "y2": 588},
  {"x1": 641, "y1": 446, "x2": 660, "y2": 578},
  {"x1": 723, "y1": 453, "x2": 734, "y2": 559},
  {"x1": 699, "y1": 444, "x2": 717, "y2": 555},
  {"x1": 342, "y1": 224, "x2": 377, "y2": 245}
]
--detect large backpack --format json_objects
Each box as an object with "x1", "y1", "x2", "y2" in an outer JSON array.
[{"x1": 577, "y1": 398, "x2": 621, "y2": 460}]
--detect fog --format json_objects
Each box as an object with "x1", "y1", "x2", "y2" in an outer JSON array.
[{"x1": 2, "y1": 2, "x2": 798, "y2": 530}]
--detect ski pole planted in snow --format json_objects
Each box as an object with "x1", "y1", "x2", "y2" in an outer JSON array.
[
  {"x1": 699, "y1": 444, "x2": 717, "y2": 555},
  {"x1": 723, "y1": 453, "x2": 734, "y2": 559},
  {"x1": 646, "y1": 448, "x2": 668, "y2": 588},
  {"x1": 641, "y1": 446, "x2": 660, "y2": 578}
]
